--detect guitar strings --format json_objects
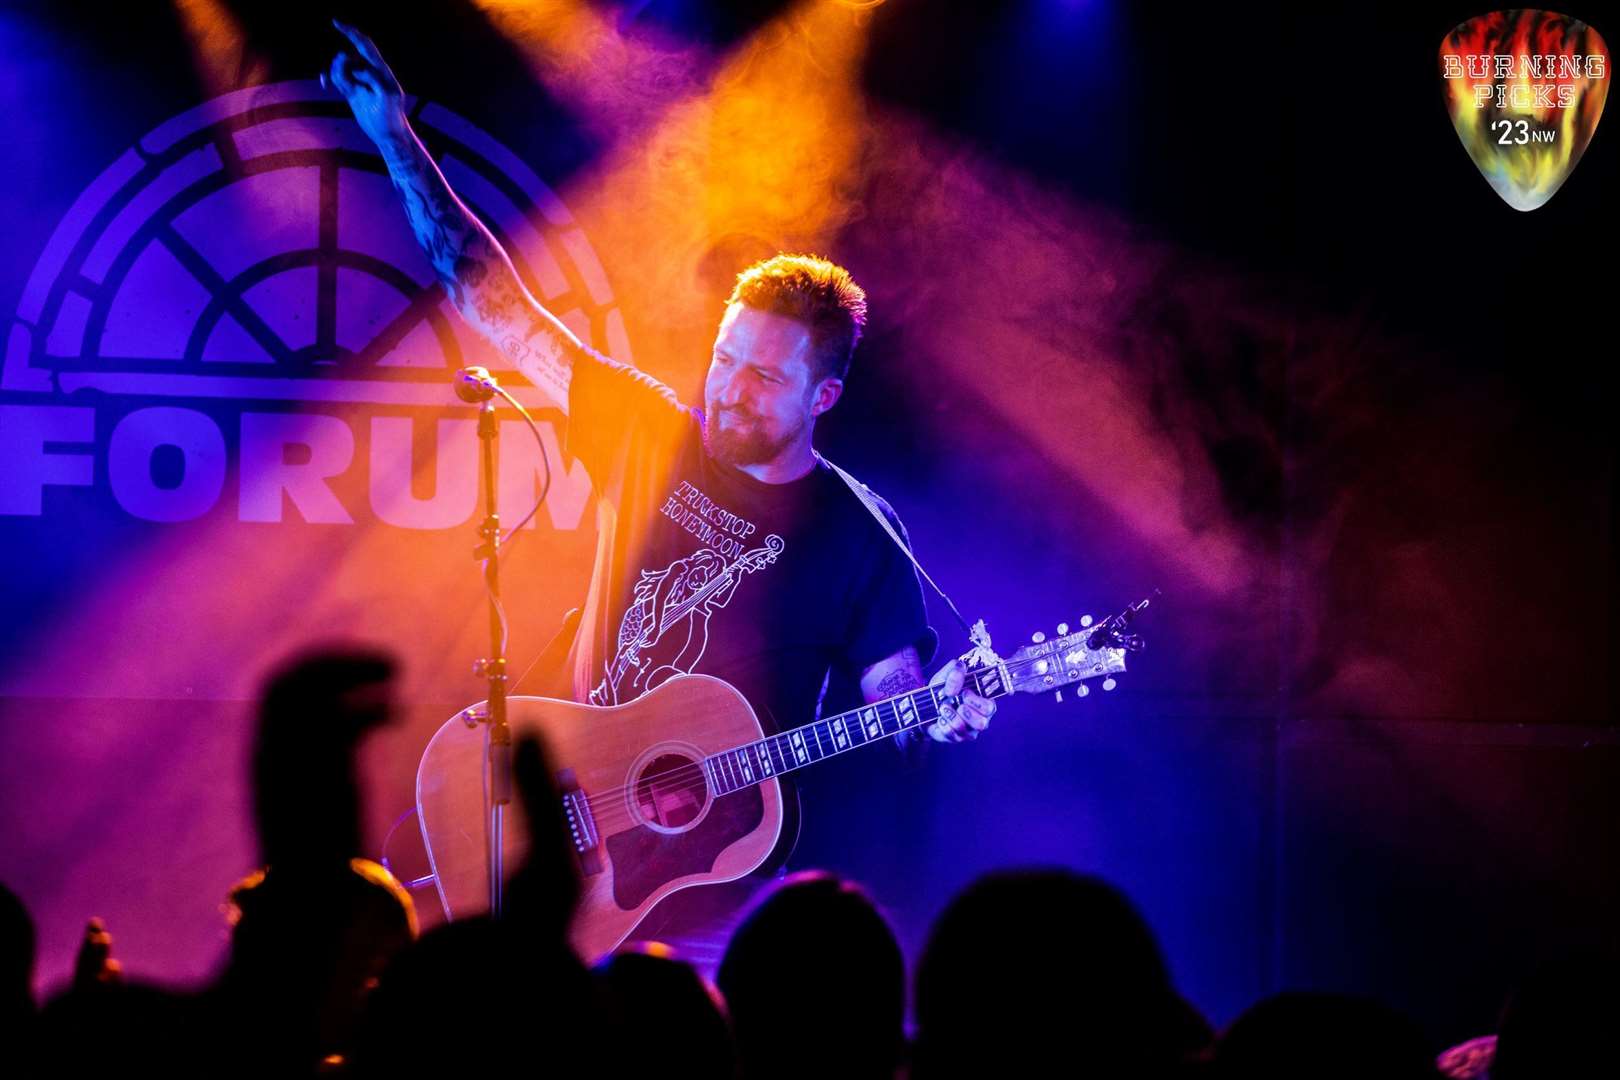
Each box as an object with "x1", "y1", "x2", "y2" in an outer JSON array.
[
  {"x1": 577, "y1": 699, "x2": 943, "y2": 834},
  {"x1": 567, "y1": 651, "x2": 1069, "y2": 831},
  {"x1": 570, "y1": 701, "x2": 947, "y2": 836},
  {"x1": 542, "y1": 652, "x2": 1090, "y2": 837},
  {"x1": 572, "y1": 671, "x2": 978, "y2": 824}
]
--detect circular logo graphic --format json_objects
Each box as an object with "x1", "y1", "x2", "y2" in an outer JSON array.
[{"x1": 5, "y1": 80, "x2": 630, "y2": 404}]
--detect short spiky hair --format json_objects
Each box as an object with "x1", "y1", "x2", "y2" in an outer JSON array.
[{"x1": 727, "y1": 253, "x2": 867, "y2": 383}]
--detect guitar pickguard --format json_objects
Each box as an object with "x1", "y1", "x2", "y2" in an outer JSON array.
[{"x1": 606, "y1": 786, "x2": 765, "y2": 909}]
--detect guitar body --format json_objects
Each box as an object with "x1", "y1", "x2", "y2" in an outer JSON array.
[
  {"x1": 415, "y1": 598, "x2": 1146, "y2": 963},
  {"x1": 416, "y1": 675, "x2": 788, "y2": 962}
]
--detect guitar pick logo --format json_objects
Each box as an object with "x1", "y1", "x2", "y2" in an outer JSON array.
[{"x1": 1440, "y1": 10, "x2": 1609, "y2": 210}]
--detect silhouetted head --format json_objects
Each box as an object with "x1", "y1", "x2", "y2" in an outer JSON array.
[
  {"x1": 1214, "y1": 992, "x2": 1435, "y2": 1079},
  {"x1": 349, "y1": 915, "x2": 603, "y2": 1078},
  {"x1": 595, "y1": 944, "x2": 735, "y2": 1077},
  {"x1": 913, "y1": 869, "x2": 1207, "y2": 1077},
  {"x1": 717, "y1": 871, "x2": 903, "y2": 1079},
  {"x1": 218, "y1": 857, "x2": 417, "y2": 1069},
  {"x1": 347, "y1": 730, "x2": 601, "y2": 1077}
]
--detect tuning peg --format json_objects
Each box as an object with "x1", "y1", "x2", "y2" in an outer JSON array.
[
  {"x1": 1031, "y1": 631, "x2": 1045, "y2": 643},
  {"x1": 1054, "y1": 690, "x2": 1063, "y2": 702},
  {"x1": 1102, "y1": 678, "x2": 1117, "y2": 691},
  {"x1": 1080, "y1": 615, "x2": 1093, "y2": 628},
  {"x1": 1077, "y1": 684, "x2": 1090, "y2": 697},
  {"x1": 1056, "y1": 622, "x2": 1069, "y2": 635}
]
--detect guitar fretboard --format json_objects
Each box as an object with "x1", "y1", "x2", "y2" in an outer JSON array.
[{"x1": 701, "y1": 663, "x2": 1010, "y2": 796}]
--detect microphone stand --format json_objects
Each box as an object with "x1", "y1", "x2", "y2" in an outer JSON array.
[{"x1": 467, "y1": 384, "x2": 511, "y2": 918}]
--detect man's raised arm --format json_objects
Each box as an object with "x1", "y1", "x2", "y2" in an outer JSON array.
[{"x1": 326, "y1": 21, "x2": 575, "y2": 410}]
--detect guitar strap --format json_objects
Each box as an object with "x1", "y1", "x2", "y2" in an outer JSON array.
[{"x1": 816, "y1": 451, "x2": 990, "y2": 665}]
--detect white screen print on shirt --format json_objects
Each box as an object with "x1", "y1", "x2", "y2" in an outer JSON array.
[{"x1": 590, "y1": 478, "x2": 784, "y2": 706}]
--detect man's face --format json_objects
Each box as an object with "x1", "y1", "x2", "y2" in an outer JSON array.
[{"x1": 702, "y1": 303, "x2": 840, "y2": 466}]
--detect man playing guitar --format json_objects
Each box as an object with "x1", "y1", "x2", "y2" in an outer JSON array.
[{"x1": 326, "y1": 23, "x2": 994, "y2": 953}]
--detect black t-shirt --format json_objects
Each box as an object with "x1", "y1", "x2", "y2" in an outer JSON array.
[{"x1": 557, "y1": 343, "x2": 931, "y2": 739}]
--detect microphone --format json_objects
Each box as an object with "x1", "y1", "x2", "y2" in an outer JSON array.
[{"x1": 455, "y1": 366, "x2": 501, "y2": 404}]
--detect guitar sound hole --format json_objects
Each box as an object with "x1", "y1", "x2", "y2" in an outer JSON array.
[{"x1": 633, "y1": 753, "x2": 707, "y2": 830}]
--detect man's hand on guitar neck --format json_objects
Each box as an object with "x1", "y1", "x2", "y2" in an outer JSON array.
[
  {"x1": 861, "y1": 649, "x2": 994, "y2": 745},
  {"x1": 924, "y1": 657, "x2": 995, "y2": 743},
  {"x1": 324, "y1": 20, "x2": 578, "y2": 411}
]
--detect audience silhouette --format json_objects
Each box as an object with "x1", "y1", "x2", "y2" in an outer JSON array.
[
  {"x1": 595, "y1": 944, "x2": 736, "y2": 1077},
  {"x1": 718, "y1": 872, "x2": 905, "y2": 1079},
  {"x1": 912, "y1": 869, "x2": 1211, "y2": 1078},
  {"x1": 3, "y1": 645, "x2": 1567, "y2": 1079},
  {"x1": 1212, "y1": 991, "x2": 1437, "y2": 1079},
  {"x1": 0, "y1": 882, "x2": 37, "y2": 1072}
]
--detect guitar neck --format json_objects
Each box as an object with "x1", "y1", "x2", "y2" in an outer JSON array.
[{"x1": 699, "y1": 663, "x2": 1014, "y2": 796}]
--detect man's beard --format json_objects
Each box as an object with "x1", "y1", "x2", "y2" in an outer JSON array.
[{"x1": 702, "y1": 407, "x2": 804, "y2": 467}]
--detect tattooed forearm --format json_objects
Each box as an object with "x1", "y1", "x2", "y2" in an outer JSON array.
[
  {"x1": 377, "y1": 128, "x2": 576, "y2": 409},
  {"x1": 859, "y1": 646, "x2": 932, "y2": 750},
  {"x1": 862, "y1": 645, "x2": 925, "y2": 701},
  {"x1": 874, "y1": 668, "x2": 924, "y2": 698}
]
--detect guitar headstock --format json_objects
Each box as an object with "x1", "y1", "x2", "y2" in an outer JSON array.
[{"x1": 993, "y1": 595, "x2": 1153, "y2": 701}]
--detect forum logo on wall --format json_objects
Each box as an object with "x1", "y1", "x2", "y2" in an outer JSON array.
[
  {"x1": 2, "y1": 81, "x2": 618, "y2": 529},
  {"x1": 1439, "y1": 10, "x2": 1610, "y2": 211}
]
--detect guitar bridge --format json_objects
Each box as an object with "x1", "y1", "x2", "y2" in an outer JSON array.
[{"x1": 558, "y1": 768, "x2": 602, "y2": 876}]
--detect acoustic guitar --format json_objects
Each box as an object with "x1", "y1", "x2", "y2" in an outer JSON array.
[{"x1": 416, "y1": 601, "x2": 1148, "y2": 961}]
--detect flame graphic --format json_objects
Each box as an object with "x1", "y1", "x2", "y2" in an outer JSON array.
[{"x1": 1440, "y1": 9, "x2": 1609, "y2": 210}]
